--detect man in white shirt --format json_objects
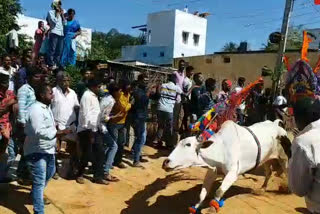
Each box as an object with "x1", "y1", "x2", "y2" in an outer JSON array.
[
  {"x1": 0, "y1": 55, "x2": 17, "y2": 91},
  {"x1": 234, "y1": 77, "x2": 246, "y2": 124},
  {"x1": 273, "y1": 89, "x2": 288, "y2": 120},
  {"x1": 154, "y1": 74, "x2": 183, "y2": 150},
  {"x1": 76, "y1": 79, "x2": 107, "y2": 185},
  {"x1": 52, "y1": 72, "x2": 79, "y2": 132},
  {"x1": 181, "y1": 66, "x2": 194, "y2": 135},
  {"x1": 6, "y1": 26, "x2": 19, "y2": 54},
  {"x1": 99, "y1": 83, "x2": 123, "y2": 182},
  {"x1": 289, "y1": 97, "x2": 320, "y2": 214},
  {"x1": 51, "y1": 71, "x2": 79, "y2": 178}
]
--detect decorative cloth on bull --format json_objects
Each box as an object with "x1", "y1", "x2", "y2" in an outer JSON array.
[
  {"x1": 191, "y1": 78, "x2": 264, "y2": 142},
  {"x1": 286, "y1": 60, "x2": 320, "y2": 103}
]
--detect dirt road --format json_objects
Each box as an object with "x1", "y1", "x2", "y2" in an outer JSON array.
[{"x1": 0, "y1": 146, "x2": 306, "y2": 214}]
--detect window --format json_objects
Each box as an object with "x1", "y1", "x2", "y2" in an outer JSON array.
[
  {"x1": 148, "y1": 30, "x2": 151, "y2": 43},
  {"x1": 223, "y1": 57, "x2": 231, "y2": 63},
  {"x1": 143, "y1": 52, "x2": 147, "y2": 57},
  {"x1": 193, "y1": 34, "x2": 200, "y2": 46},
  {"x1": 182, "y1": 31, "x2": 189, "y2": 44},
  {"x1": 160, "y1": 51, "x2": 165, "y2": 57}
]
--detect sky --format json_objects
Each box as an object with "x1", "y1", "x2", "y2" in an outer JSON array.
[{"x1": 20, "y1": 0, "x2": 320, "y2": 53}]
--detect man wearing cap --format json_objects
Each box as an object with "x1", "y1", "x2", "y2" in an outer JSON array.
[{"x1": 0, "y1": 71, "x2": 17, "y2": 183}]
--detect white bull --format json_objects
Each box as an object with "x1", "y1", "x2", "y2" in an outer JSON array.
[{"x1": 162, "y1": 120, "x2": 289, "y2": 213}]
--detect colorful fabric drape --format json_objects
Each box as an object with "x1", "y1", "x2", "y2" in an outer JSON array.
[
  {"x1": 286, "y1": 60, "x2": 320, "y2": 103},
  {"x1": 191, "y1": 77, "x2": 264, "y2": 141}
]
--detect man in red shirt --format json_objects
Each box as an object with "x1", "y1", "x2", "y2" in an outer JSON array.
[{"x1": 0, "y1": 71, "x2": 17, "y2": 183}]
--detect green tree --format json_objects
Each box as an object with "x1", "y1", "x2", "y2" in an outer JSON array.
[
  {"x1": 221, "y1": 42, "x2": 239, "y2": 52},
  {"x1": 89, "y1": 28, "x2": 144, "y2": 60},
  {"x1": 263, "y1": 26, "x2": 303, "y2": 51},
  {"x1": 0, "y1": 0, "x2": 22, "y2": 54}
]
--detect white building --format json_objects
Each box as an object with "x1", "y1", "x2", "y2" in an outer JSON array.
[
  {"x1": 16, "y1": 14, "x2": 92, "y2": 60},
  {"x1": 121, "y1": 9, "x2": 208, "y2": 66}
]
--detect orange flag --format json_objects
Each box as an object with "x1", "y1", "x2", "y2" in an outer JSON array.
[
  {"x1": 313, "y1": 55, "x2": 320, "y2": 74},
  {"x1": 301, "y1": 31, "x2": 313, "y2": 62},
  {"x1": 283, "y1": 55, "x2": 290, "y2": 71}
]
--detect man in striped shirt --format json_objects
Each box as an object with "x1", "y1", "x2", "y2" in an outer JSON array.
[
  {"x1": 154, "y1": 74, "x2": 182, "y2": 150},
  {"x1": 16, "y1": 66, "x2": 42, "y2": 183}
]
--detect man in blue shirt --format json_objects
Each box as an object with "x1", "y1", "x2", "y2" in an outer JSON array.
[
  {"x1": 46, "y1": 0, "x2": 66, "y2": 68},
  {"x1": 130, "y1": 74, "x2": 152, "y2": 167},
  {"x1": 16, "y1": 66, "x2": 42, "y2": 184},
  {"x1": 25, "y1": 84, "x2": 70, "y2": 214}
]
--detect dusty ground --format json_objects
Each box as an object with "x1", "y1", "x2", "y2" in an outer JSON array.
[{"x1": 0, "y1": 145, "x2": 307, "y2": 214}]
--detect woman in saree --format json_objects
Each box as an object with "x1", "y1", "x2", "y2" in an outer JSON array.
[
  {"x1": 61, "y1": 9, "x2": 81, "y2": 67},
  {"x1": 32, "y1": 21, "x2": 45, "y2": 62}
]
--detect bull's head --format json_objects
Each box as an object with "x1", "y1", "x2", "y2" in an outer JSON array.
[{"x1": 162, "y1": 136, "x2": 214, "y2": 171}]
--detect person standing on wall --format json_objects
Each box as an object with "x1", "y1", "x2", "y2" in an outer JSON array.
[
  {"x1": 32, "y1": 21, "x2": 46, "y2": 63},
  {"x1": 46, "y1": 0, "x2": 66, "y2": 69},
  {"x1": 60, "y1": 9, "x2": 81, "y2": 67}
]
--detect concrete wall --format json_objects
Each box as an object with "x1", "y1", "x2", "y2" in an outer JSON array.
[
  {"x1": 147, "y1": 10, "x2": 176, "y2": 47},
  {"x1": 121, "y1": 45, "x2": 172, "y2": 65},
  {"x1": 174, "y1": 51, "x2": 320, "y2": 88},
  {"x1": 173, "y1": 10, "x2": 207, "y2": 58}
]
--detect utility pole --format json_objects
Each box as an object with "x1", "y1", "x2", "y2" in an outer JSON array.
[{"x1": 272, "y1": 0, "x2": 294, "y2": 97}]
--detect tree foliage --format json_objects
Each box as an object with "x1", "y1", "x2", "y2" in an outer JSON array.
[
  {"x1": 0, "y1": 0, "x2": 22, "y2": 35},
  {"x1": 65, "y1": 65, "x2": 82, "y2": 90},
  {"x1": 89, "y1": 28, "x2": 144, "y2": 61},
  {"x1": 221, "y1": 42, "x2": 239, "y2": 52},
  {"x1": 0, "y1": 0, "x2": 22, "y2": 55},
  {"x1": 263, "y1": 26, "x2": 303, "y2": 51}
]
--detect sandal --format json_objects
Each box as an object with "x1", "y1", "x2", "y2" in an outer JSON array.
[{"x1": 104, "y1": 174, "x2": 120, "y2": 182}]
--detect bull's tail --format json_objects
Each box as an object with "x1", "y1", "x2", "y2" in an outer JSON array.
[{"x1": 274, "y1": 119, "x2": 292, "y2": 159}]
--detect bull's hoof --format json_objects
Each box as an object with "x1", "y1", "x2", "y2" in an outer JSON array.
[
  {"x1": 252, "y1": 188, "x2": 266, "y2": 196},
  {"x1": 189, "y1": 206, "x2": 201, "y2": 214},
  {"x1": 209, "y1": 199, "x2": 224, "y2": 213}
]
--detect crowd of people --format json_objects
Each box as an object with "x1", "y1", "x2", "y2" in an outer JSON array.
[
  {"x1": 6, "y1": 0, "x2": 81, "y2": 69},
  {"x1": 1, "y1": 1, "x2": 319, "y2": 214},
  {"x1": 0, "y1": 46, "x2": 292, "y2": 214}
]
